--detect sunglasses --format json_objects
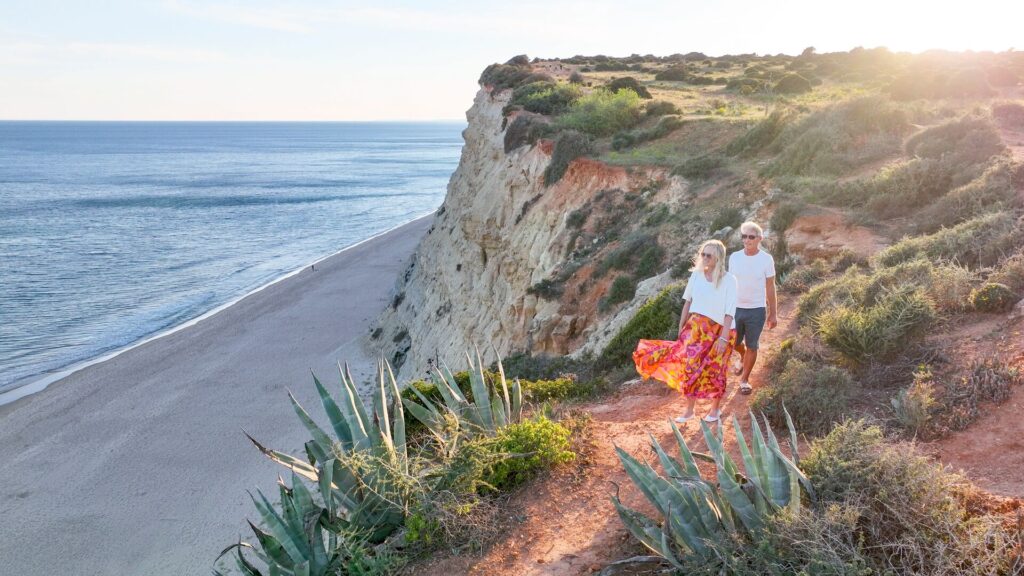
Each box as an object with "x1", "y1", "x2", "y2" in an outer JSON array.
[
  {"x1": 741, "y1": 234, "x2": 760, "y2": 240},
  {"x1": 701, "y1": 253, "x2": 715, "y2": 259}
]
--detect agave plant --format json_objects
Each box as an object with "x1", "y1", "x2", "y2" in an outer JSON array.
[
  {"x1": 215, "y1": 471, "x2": 343, "y2": 576},
  {"x1": 245, "y1": 358, "x2": 410, "y2": 545},
  {"x1": 612, "y1": 409, "x2": 815, "y2": 569},
  {"x1": 402, "y1": 348, "x2": 522, "y2": 442}
]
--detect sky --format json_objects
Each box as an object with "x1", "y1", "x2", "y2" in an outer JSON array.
[{"x1": 1, "y1": 0, "x2": 1022, "y2": 121}]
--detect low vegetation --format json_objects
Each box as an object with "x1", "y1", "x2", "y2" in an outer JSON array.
[{"x1": 216, "y1": 352, "x2": 583, "y2": 575}]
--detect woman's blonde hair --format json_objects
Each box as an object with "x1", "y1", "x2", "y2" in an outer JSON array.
[{"x1": 693, "y1": 239, "x2": 727, "y2": 288}]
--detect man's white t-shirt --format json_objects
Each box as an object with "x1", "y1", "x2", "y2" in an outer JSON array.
[
  {"x1": 728, "y1": 249, "x2": 776, "y2": 309},
  {"x1": 683, "y1": 270, "x2": 738, "y2": 326}
]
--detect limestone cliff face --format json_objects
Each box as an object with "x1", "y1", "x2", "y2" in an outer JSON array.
[{"x1": 368, "y1": 87, "x2": 692, "y2": 381}]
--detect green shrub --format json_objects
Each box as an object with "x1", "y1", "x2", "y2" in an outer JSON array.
[
  {"x1": 654, "y1": 65, "x2": 688, "y2": 81},
  {"x1": 774, "y1": 73, "x2": 812, "y2": 94},
  {"x1": 606, "y1": 76, "x2": 652, "y2": 99},
  {"x1": 911, "y1": 158, "x2": 1019, "y2": 231},
  {"x1": 797, "y1": 267, "x2": 868, "y2": 323},
  {"x1": 725, "y1": 76, "x2": 765, "y2": 92},
  {"x1": 556, "y1": 88, "x2": 644, "y2": 137},
  {"x1": 750, "y1": 358, "x2": 854, "y2": 436},
  {"x1": 991, "y1": 250, "x2": 1024, "y2": 292},
  {"x1": 726, "y1": 109, "x2": 796, "y2": 157},
  {"x1": 543, "y1": 130, "x2": 594, "y2": 186},
  {"x1": 816, "y1": 287, "x2": 936, "y2": 364},
  {"x1": 500, "y1": 352, "x2": 596, "y2": 385},
  {"x1": 568, "y1": 71, "x2": 585, "y2": 84},
  {"x1": 891, "y1": 366, "x2": 938, "y2": 436},
  {"x1": 503, "y1": 114, "x2": 553, "y2": 153},
  {"x1": 765, "y1": 97, "x2": 909, "y2": 176},
  {"x1": 596, "y1": 284, "x2": 684, "y2": 372},
  {"x1": 645, "y1": 100, "x2": 681, "y2": 117},
  {"x1": 596, "y1": 234, "x2": 662, "y2": 277},
  {"x1": 566, "y1": 206, "x2": 590, "y2": 228},
  {"x1": 600, "y1": 276, "x2": 637, "y2": 310},
  {"x1": 709, "y1": 205, "x2": 743, "y2": 232},
  {"x1": 484, "y1": 414, "x2": 574, "y2": 490},
  {"x1": 781, "y1": 259, "x2": 830, "y2": 293},
  {"x1": 671, "y1": 154, "x2": 723, "y2": 180},
  {"x1": 875, "y1": 212, "x2": 1019, "y2": 268},
  {"x1": 510, "y1": 81, "x2": 582, "y2": 116},
  {"x1": 855, "y1": 157, "x2": 956, "y2": 216},
  {"x1": 970, "y1": 282, "x2": 1020, "y2": 312},
  {"x1": 526, "y1": 278, "x2": 563, "y2": 300},
  {"x1": 905, "y1": 116, "x2": 1004, "y2": 169},
  {"x1": 610, "y1": 115, "x2": 683, "y2": 151},
  {"x1": 861, "y1": 258, "x2": 975, "y2": 313},
  {"x1": 479, "y1": 62, "x2": 534, "y2": 91},
  {"x1": 802, "y1": 420, "x2": 1018, "y2": 574},
  {"x1": 521, "y1": 377, "x2": 584, "y2": 402}
]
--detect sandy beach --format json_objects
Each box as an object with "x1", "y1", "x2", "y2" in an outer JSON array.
[{"x1": 0, "y1": 214, "x2": 432, "y2": 575}]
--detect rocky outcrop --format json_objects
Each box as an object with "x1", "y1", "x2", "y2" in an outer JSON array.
[
  {"x1": 368, "y1": 88, "x2": 573, "y2": 379},
  {"x1": 367, "y1": 87, "x2": 685, "y2": 380}
]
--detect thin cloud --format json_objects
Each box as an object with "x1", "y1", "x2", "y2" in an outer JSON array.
[
  {"x1": 162, "y1": 0, "x2": 314, "y2": 33},
  {"x1": 0, "y1": 40, "x2": 231, "y2": 66}
]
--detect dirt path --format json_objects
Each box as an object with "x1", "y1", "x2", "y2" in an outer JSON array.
[
  {"x1": 926, "y1": 295, "x2": 1024, "y2": 499},
  {"x1": 413, "y1": 300, "x2": 799, "y2": 575},
  {"x1": 926, "y1": 109, "x2": 1024, "y2": 498}
]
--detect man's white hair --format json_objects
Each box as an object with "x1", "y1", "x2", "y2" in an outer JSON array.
[{"x1": 740, "y1": 221, "x2": 763, "y2": 236}]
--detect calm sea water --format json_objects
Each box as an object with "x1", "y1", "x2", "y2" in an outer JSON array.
[{"x1": 0, "y1": 121, "x2": 464, "y2": 395}]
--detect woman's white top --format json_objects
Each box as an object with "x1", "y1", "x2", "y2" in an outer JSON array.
[{"x1": 683, "y1": 270, "x2": 738, "y2": 327}]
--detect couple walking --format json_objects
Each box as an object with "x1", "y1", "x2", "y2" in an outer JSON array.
[{"x1": 633, "y1": 222, "x2": 777, "y2": 423}]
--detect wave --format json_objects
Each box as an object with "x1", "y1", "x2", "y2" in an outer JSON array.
[{"x1": 69, "y1": 191, "x2": 436, "y2": 210}]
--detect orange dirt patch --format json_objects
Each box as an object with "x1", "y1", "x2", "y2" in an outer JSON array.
[
  {"x1": 410, "y1": 300, "x2": 799, "y2": 575},
  {"x1": 785, "y1": 209, "x2": 888, "y2": 261},
  {"x1": 926, "y1": 311, "x2": 1024, "y2": 498}
]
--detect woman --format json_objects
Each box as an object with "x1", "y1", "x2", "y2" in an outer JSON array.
[{"x1": 633, "y1": 240, "x2": 737, "y2": 423}]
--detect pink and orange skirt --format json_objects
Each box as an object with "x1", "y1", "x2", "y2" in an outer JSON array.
[{"x1": 633, "y1": 313, "x2": 736, "y2": 399}]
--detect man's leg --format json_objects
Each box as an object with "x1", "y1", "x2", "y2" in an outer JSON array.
[
  {"x1": 737, "y1": 308, "x2": 766, "y2": 391},
  {"x1": 732, "y1": 310, "x2": 748, "y2": 375},
  {"x1": 739, "y1": 348, "x2": 758, "y2": 383}
]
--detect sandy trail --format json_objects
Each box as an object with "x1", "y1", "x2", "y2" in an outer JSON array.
[
  {"x1": 0, "y1": 215, "x2": 430, "y2": 576},
  {"x1": 414, "y1": 298, "x2": 798, "y2": 575}
]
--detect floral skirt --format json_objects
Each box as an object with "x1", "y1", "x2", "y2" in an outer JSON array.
[{"x1": 633, "y1": 314, "x2": 736, "y2": 399}]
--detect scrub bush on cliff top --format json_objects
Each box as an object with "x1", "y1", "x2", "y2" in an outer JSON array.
[
  {"x1": 605, "y1": 76, "x2": 652, "y2": 99},
  {"x1": 875, "y1": 212, "x2": 1018, "y2": 269},
  {"x1": 555, "y1": 88, "x2": 643, "y2": 137},
  {"x1": 774, "y1": 72, "x2": 812, "y2": 94},
  {"x1": 510, "y1": 81, "x2": 581, "y2": 116},
  {"x1": 543, "y1": 130, "x2": 594, "y2": 186}
]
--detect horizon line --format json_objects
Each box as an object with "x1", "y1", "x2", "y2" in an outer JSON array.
[{"x1": 0, "y1": 118, "x2": 467, "y2": 123}]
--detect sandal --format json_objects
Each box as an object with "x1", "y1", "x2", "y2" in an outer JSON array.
[
  {"x1": 739, "y1": 382, "x2": 753, "y2": 395},
  {"x1": 674, "y1": 413, "x2": 694, "y2": 423},
  {"x1": 703, "y1": 411, "x2": 721, "y2": 423}
]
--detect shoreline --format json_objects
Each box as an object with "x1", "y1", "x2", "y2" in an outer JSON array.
[
  {"x1": 0, "y1": 211, "x2": 435, "y2": 408},
  {"x1": 0, "y1": 212, "x2": 433, "y2": 575}
]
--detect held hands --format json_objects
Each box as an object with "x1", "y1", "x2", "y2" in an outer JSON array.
[{"x1": 713, "y1": 337, "x2": 728, "y2": 356}]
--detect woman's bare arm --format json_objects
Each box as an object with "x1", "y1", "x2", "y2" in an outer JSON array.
[{"x1": 678, "y1": 299, "x2": 693, "y2": 334}]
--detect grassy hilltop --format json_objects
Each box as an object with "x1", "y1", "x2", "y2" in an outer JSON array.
[{"x1": 218, "y1": 48, "x2": 1024, "y2": 575}]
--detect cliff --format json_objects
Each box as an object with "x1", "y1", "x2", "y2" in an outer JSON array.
[{"x1": 366, "y1": 86, "x2": 691, "y2": 380}]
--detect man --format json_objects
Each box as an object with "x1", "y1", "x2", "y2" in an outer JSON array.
[{"x1": 727, "y1": 221, "x2": 777, "y2": 395}]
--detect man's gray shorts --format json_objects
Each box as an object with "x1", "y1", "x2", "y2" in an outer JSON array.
[{"x1": 734, "y1": 307, "x2": 767, "y2": 350}]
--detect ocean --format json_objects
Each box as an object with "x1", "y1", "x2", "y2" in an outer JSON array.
[{"x1": 0, "y1": 121, "x2": 464, "y2": 398}]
